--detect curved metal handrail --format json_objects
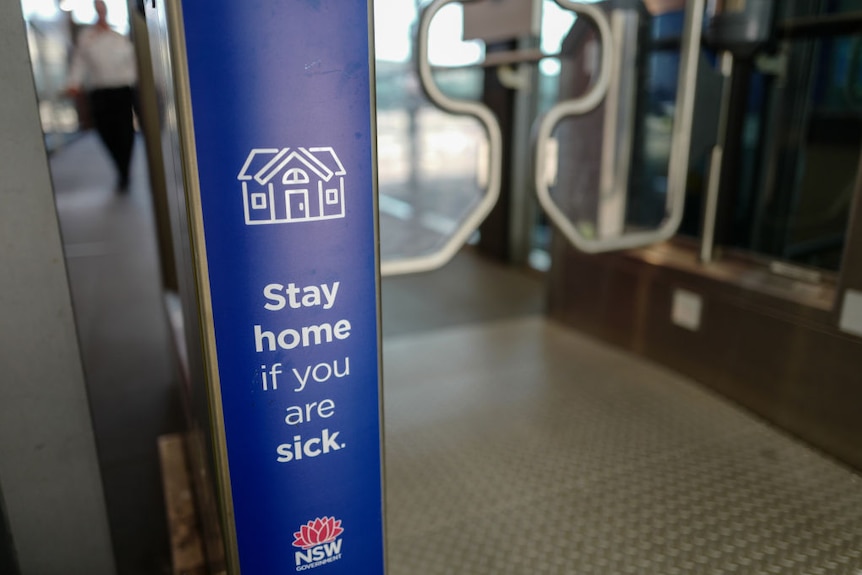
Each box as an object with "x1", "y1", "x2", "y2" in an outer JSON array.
[
  {"x1": 380, "y1": 0, "x2": 503, "y2": 276},
  {"x1": 534, "y1": 0, "x2": 705, "y2": 253}
]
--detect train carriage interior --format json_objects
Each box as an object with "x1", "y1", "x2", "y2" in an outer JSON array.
[{"x1": 4, "y1": 0, "x2": 862, "y2": 573}]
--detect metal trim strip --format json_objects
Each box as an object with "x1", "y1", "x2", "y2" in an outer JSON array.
[{"x1": 162, "y1": 0, "x2": 240, "y2": 572}]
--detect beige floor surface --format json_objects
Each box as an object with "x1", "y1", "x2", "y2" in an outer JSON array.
[{"x1": 383, "y1": 317, "x2": 862, "y2": 575}]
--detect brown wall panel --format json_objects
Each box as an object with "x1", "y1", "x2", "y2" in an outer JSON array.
[{"x1": 548, "y1": 243, "x2": 862, "y2": 470}]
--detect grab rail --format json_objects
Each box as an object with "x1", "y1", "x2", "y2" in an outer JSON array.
[
  {"x1": 534, "y1": 0, "x2": 704, "y2": 253},
  {"x1": 381, "y1": 0, "x2": 504, "y2": 276}
]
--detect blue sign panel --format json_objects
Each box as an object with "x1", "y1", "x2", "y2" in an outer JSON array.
[{"x1": 179, "y1": 1, "x2": 384, "y2": 573}]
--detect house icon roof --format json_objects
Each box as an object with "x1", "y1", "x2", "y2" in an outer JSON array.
[{"x1": 237, "y1": 147, "x2": 346, "y2": 185}]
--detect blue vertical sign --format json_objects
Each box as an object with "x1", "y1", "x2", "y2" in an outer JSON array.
[{"x1": 178, "y1": 1, "x2": 384, "y2": 573}]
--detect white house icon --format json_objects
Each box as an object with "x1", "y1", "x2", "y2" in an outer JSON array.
[{"x1": 237, "y1": 147, "x2": 347, "y2": 225}]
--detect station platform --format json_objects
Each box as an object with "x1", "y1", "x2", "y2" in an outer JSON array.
[{"x1": 51, "y1": 133, "x2": 862, "y2": 574}]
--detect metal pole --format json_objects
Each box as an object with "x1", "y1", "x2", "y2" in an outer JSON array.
[{"x1": 701, "y1": 51, "x2": 734, "y2": 263}]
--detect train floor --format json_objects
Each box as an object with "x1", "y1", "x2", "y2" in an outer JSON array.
[
  {"x1": 51, "y1": 133, "x2": 862, "y2": 574},
  {"x1": 382, "y1": 317, "x2": 862, "y2": 574}
]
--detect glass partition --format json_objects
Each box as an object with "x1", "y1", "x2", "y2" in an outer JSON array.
[
  {"x1": 729, "y1": 3, "x2": 862, "y2": 272},
  {"x1": 537, "y1": 0, "x2": 704, "y2": 253},
  {"x1": 374, "y1": 0, "x2": 490, "y2": 267},
  {"x1": 542, "y1": 0, "x2": 861, "y2": 278}
]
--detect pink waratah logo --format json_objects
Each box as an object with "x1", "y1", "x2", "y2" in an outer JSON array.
[{"x1": 292, "y1": 517, "x2": 344, "y2": 550}]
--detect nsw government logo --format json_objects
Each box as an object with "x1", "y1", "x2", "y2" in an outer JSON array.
[{"x1": 292, "y1": 516, "x2": 344, "y2": 571}]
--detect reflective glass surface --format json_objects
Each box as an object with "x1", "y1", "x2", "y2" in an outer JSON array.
[
  {"x1": 738, "y1": 3, "x2": 862, "y2": 271},
  {"x1": 374, "y1": 0, "x2": 488, "y2": 264}
]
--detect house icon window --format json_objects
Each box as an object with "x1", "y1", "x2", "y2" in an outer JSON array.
[
  {"x1": 237, "y1": 147, "x2": 347, "y2": 225},
  {"x1": 251, "y1": 193, "x2": 268, "y2": 210}
]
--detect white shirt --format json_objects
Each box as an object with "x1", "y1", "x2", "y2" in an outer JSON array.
[{"x1": 68, "y1": 26, "x2": 137, "y2": 90}]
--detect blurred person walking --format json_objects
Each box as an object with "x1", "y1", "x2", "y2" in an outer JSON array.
[{"x1": 67, "y1": 0, "x2": 137, "y2": 191}]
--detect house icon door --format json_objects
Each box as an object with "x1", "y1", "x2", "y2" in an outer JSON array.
[{"x1": 287, "y1": 189, "x2": 310, "y2": 221}]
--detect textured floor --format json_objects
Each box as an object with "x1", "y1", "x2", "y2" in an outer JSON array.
[
  {"x1": 383, "y1": 317, "x2": 862, "y2": 575},
  {"x1": 51, "y1": 133, "x2": 182, "y2": 575},
  {"x1": 381, "y1": 248, "x2": 545, "y2": 337}
]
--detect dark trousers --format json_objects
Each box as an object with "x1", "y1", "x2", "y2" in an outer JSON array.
[{"x1": 89, "y1": 86, "x2": 135, "y2": 187}]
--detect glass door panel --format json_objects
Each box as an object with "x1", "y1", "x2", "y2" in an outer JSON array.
[
  {"x1": 535, "y1": 0, "x2": 704, "y2": 253},
  {"x1": 737, "y1": 3, "x2": 862, "y2": 272},
  {"x1": 375, "y1": 0, "x2": 495, "y2": 274}
]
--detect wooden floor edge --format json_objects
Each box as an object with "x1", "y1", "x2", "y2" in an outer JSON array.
[{"x1": 158, "y1": 433, "x2": 207, "y2": 575}]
